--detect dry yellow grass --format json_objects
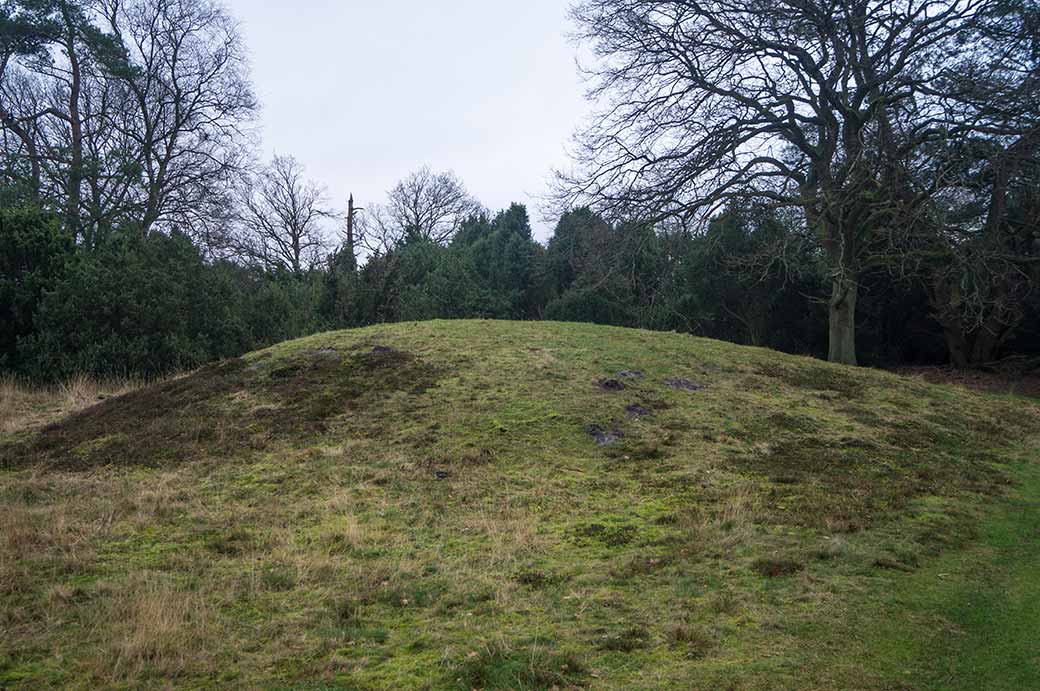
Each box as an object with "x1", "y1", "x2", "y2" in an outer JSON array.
[
  {"x1": 107, "y1": 574, "x2": 215, "y2": 681},
  {"x1": 680, "y1": 480, "x2": 761, "y2": 553},
  {"x1": 0, "y1": 374, "x2": 149, "y2": 436}
]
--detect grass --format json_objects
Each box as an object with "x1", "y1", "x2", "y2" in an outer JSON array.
[
  {"x1": 0, "y1": 373, "x2": 147, "y2": 437},
  {"x1": 848, "y1": 448, "x2": 1040, "y2": 690},
  {"x1": 0, "y1": 319, "x2": 1037, "y2": 689}
]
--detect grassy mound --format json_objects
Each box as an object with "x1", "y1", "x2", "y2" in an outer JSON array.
[{"x1": 1, "y1": 320, "x2": 1037, "y2": 689}]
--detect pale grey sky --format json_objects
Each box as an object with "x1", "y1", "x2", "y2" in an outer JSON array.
[{"x1": 224, "y1": 0, "x2": 591, "y2": 240}]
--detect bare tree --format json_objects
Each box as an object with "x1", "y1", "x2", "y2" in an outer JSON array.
[
  {"x1": 380, "y1": 166, "x2": 481, "y2": 246},
  {"x1": 99, "y1": 0, "x2": 256, "y2": 238},
  {"x1": 0, "y1": 63, "x2": 45, "y2": 195},
  {"x1": 874, "y1": 0, "x2": 1040, "y2": 366},
  {"x1": 354, "y1": 202, "x2": 398, "y2": 257},
  {"x1": 560, "y1": 0, "x2": 1022, "y2": 365},
  {"x1": 0, "y1": 0, "x2": 64, "y2": 197},
  {"x1": 231, "y1": 155, "x2": 335, "y2": 273},
  {"x1": 0, "y1": 0, "x2": 255, "y2": 247},
  {"x1": 0, "y1": 0, "x2": 114, "y2": 240},
  {"x1": 886, "y1": 131, "x2": 1040, "y2": 367}
]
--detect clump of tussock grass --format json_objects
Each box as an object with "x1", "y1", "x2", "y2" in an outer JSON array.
[
  {"x1": 451, "y1": 639, "x2": 587, "y2": 690},
  {"x1": 593, "y1": 624, "x2": 651, "y2": 652},
  {"x1": 681, "y1": 481, "x2": 762, "y2": 554},
  {"x1": 106, "y1": 575, "x2": 215, "y2": 681},
  {"x1": 666, "y1": 621, "x2": 717, "y2": 659}
]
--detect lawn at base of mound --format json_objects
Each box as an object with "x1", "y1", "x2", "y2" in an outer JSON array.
[
  {"x1": 850, "y1": 444, "x2": 1040, "y2": 690},
  {"x1": 1, "y1": 320, "x2": 1038, "y2": 689}
]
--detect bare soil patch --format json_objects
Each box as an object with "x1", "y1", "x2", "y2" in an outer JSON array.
[{"x1": 895, "y1": 366, "x2": 1040, "y2": 399}]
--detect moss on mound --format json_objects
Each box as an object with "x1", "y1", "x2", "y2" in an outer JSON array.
[{"x1": 1, "y1": 320, "x2": 1037, "y2": 689}]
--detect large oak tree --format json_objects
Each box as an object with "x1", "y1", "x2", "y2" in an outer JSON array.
[{"x1": 561, "y1": 0, "x2": 1034, "y2": 364}]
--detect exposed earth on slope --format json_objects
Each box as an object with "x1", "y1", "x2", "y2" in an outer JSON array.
[{"x1": 895, "y1": 365, "x2": 1040, "y2": 400}]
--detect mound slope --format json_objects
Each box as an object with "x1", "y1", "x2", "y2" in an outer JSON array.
[{"x1": 1, "y1": 320, "x2": 1037, "y2": 689}]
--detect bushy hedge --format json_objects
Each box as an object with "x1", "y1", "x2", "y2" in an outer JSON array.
[
  {"x1": 5, "y1": 218, "x2": 325, "y2": 381},
  {"x1": 0, "y1": 206, "x2": 70, "y2": 371}
]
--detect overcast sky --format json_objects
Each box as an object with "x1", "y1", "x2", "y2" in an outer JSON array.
[{"x1": 224, "y1": 0, "x2": 591, "y2": 241}]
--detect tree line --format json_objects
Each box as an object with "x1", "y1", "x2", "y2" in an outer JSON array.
[{"x1": 2, "y1": 0, "x2": 1038, "y2": 381}]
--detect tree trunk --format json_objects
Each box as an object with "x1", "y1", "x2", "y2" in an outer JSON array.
[
  {"x1": 828, "y1": 276, "x2": 858, "y2": 365},
  {"x1": 969, "y1": 312, "x2": 1012, "y2": 367},
  {"x1": 346, "y1": 195, "x2": 358, "y2": 271},
  {"x1": 61, "y1": 5, "x2": 84, "y2": 243},
  {"x1": 931, "y1": 279, "x2": 1015, "y2": 368},
  {"x1": 942, "y1": 324, "x2": 970, "y2": 369},
  {"x1": 941, "y1": 323, "x2": 1003, "y2": 369},
  {"x1": 810, "y1": 184, "x2": 861, "y2": 367}
]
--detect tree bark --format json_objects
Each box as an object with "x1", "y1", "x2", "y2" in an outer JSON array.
[
  {"x1": 346, "y1": 194, "x2": 358, "y2": 271},
  {"x1": 61, "y1": 3, "x2": 84, "y2": 244},
  {"x1": 816, "y1": 201, "x2": 860, "y2": 366},
  {"x1": 942, "y1": 323, "x2": 970, "y2": 369},
  {"x1": 828, "y1": 276, "x2": 858, "y2": 365},
  {"x1": 969, "y1": 310, "x2": 1013, "y2": 366}
]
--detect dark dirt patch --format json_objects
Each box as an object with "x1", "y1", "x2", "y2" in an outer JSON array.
[
  {"x1": 664, "y1": 378, "x2": 705, "y2": 391},
  {"x1": 587, "y1": 425, "x2": 624, "y2": 446},
  {"x1": 370, "y1": 345, "x2": 396, "y2": 355},
  {"x1": 625, "y1": 404, "x2": 652, "y2": 419},
  {"x1": 895, "y1": 365, "x2": 1040, "y2": 399},
  {"x1": 751, "y1": 557, "x2": 804, "y2": 578},
  {"x1": 3, "y1": 347, "x2": 444, "y2": 471},
  {"x1": 597, "y1": 378, "x2": 626, "y2": 392},
  {"x1": 617, "y1": 370, "x2": 645, "y2": 379}
]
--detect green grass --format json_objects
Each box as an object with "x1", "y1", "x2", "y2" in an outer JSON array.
[
  {"x1": 0, "y1": 320, "x2": 1037, "y2": 689},
  {"x1": 852, "y1": 449, "x2": 1040, "y2": 690}
]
